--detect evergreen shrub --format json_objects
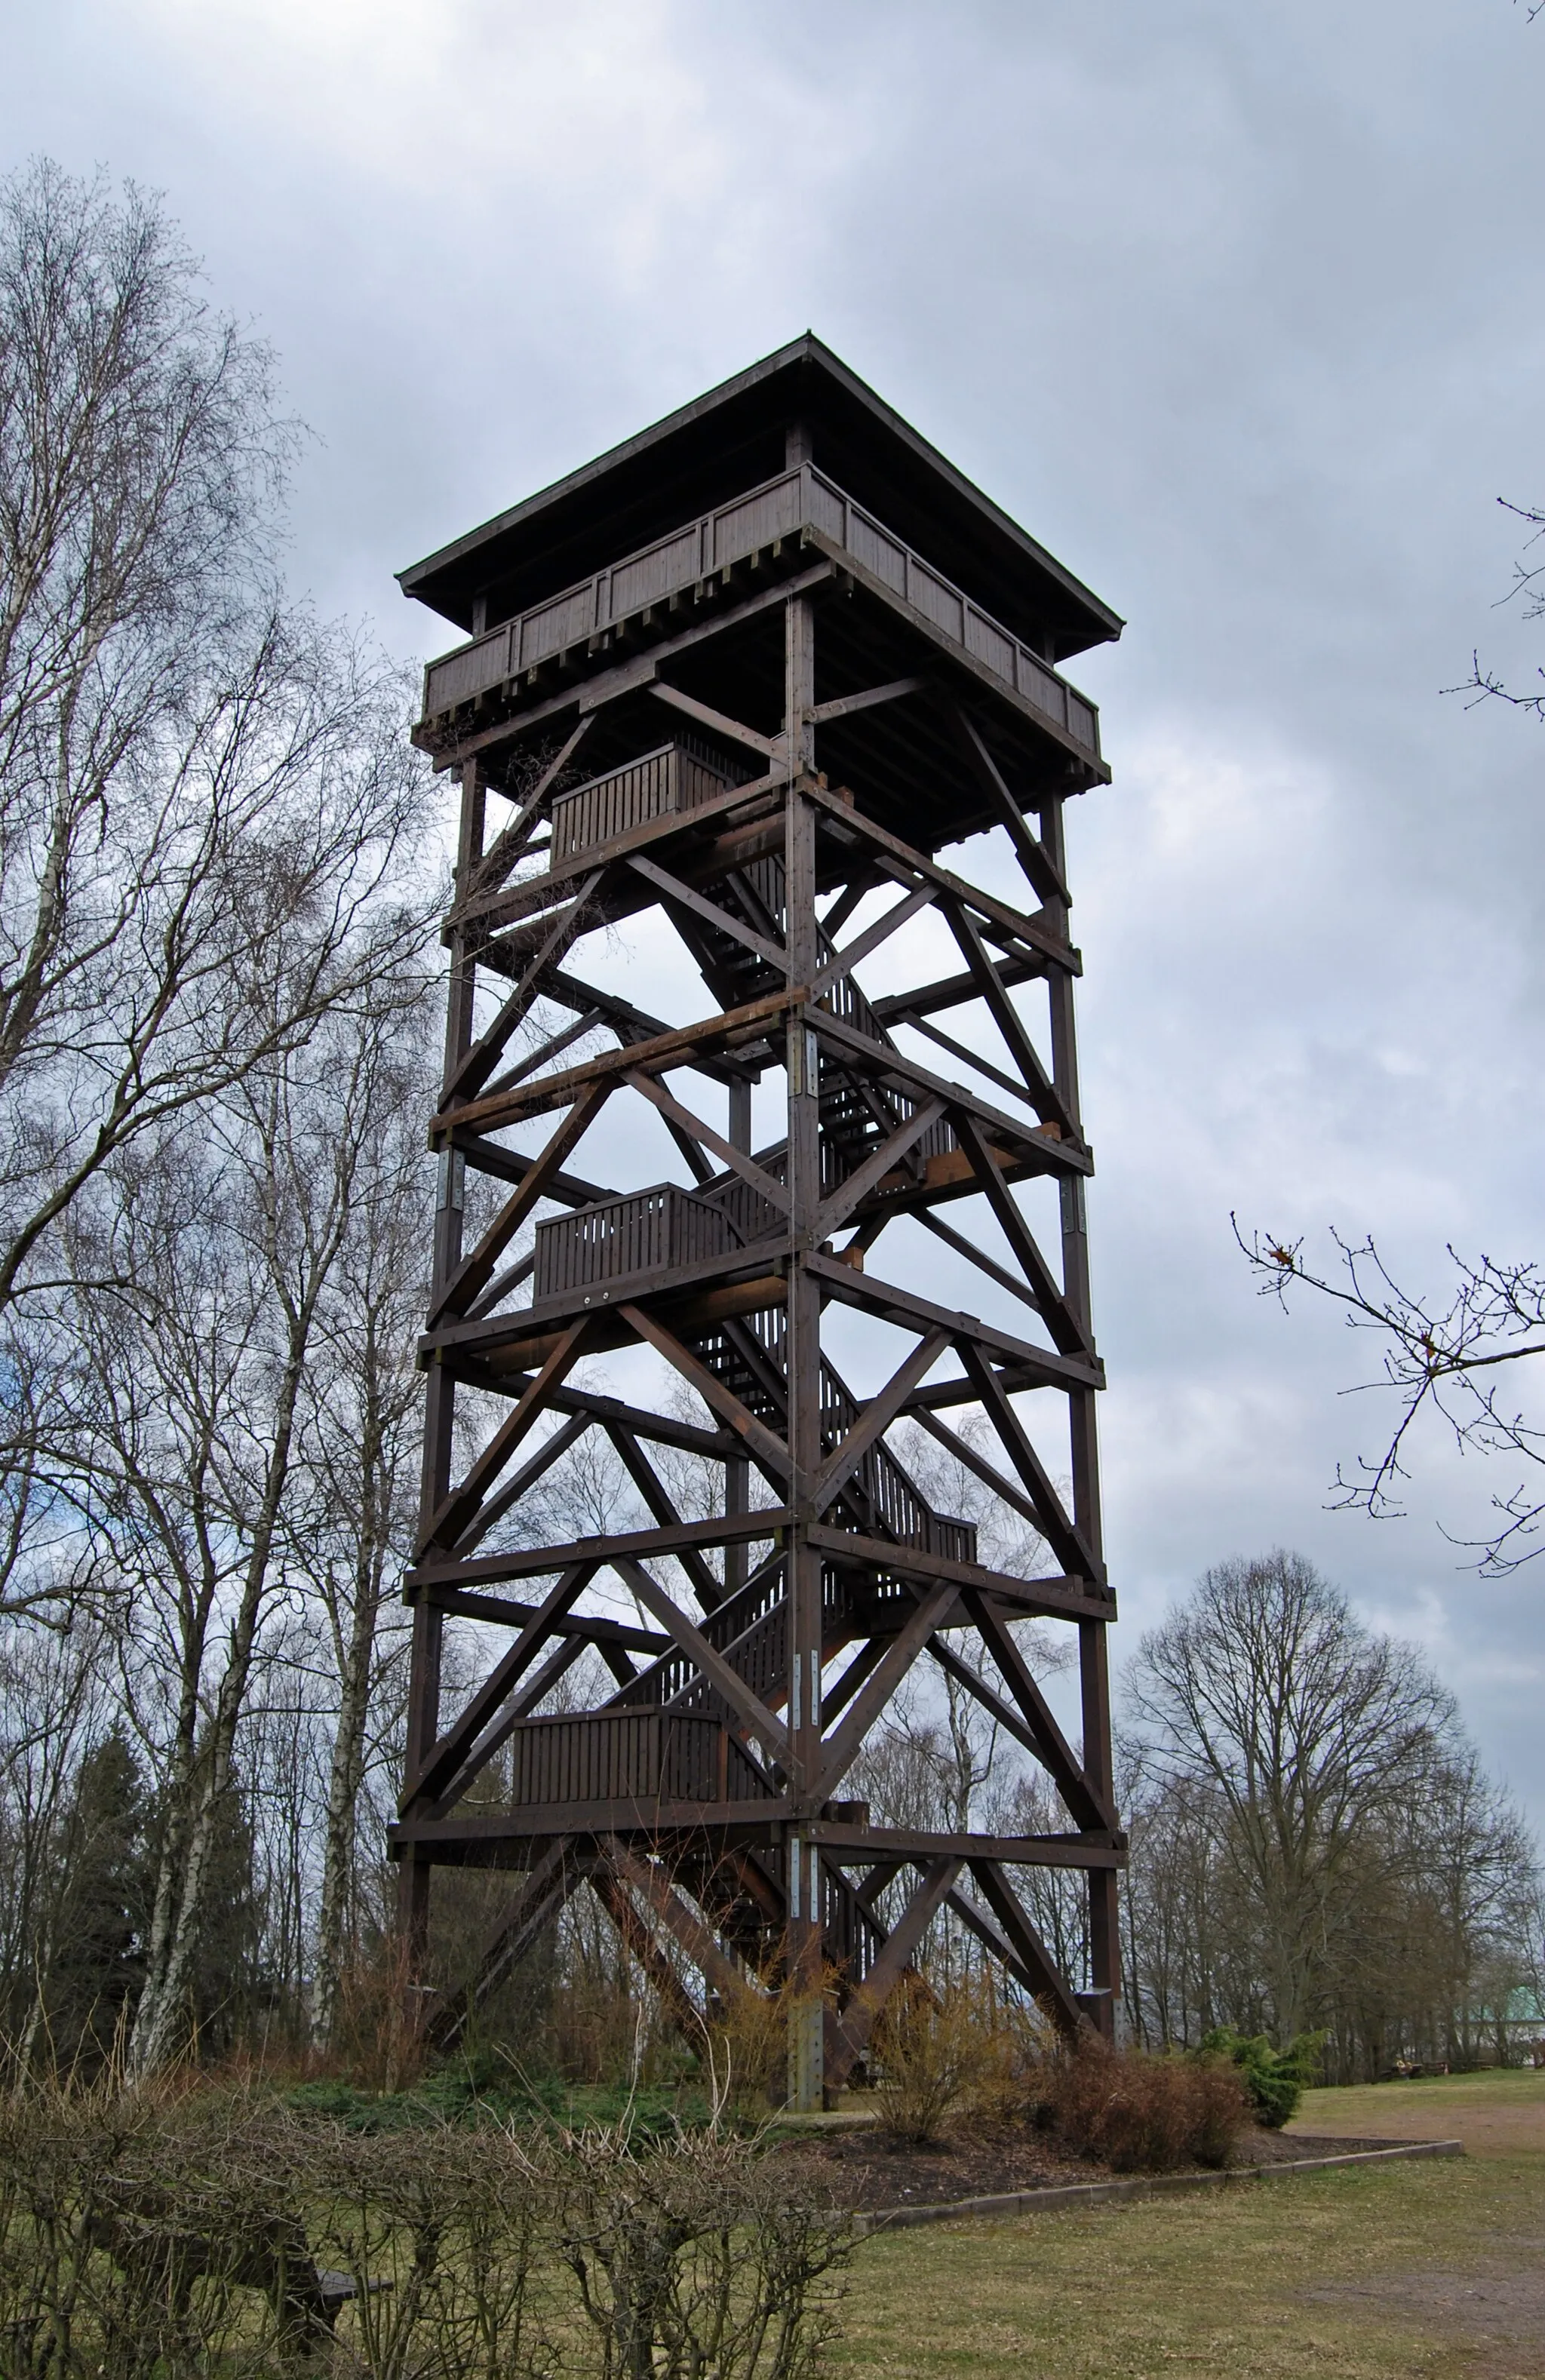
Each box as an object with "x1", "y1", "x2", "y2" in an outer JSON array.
[{"x1": 1198, "y1": 2028, "x2": 1324, "y2": 2129}]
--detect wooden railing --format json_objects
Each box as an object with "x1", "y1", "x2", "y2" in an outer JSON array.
[
  {"x1": 419, "y1": 464, "x2": 1101, "y2": 755},
  {"x1": 507, "y1": 1709, "x2": 726, "y2": 1806},
  {"x1": 548, "y1": 739, "x2": 748, "y2": 861},
  {"x1": 532, "y1": 1184, "x2": 740, "y2": 1304}
]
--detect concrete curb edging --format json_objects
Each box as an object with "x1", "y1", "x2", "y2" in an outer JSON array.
[{"x1": 852, "y1": 2138, "x2": 1467, "y2": 2235}]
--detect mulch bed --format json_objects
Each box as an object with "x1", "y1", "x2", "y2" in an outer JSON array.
[{"x1": 774, "y1": 2125, "x2": 1410, "y2": 2216}]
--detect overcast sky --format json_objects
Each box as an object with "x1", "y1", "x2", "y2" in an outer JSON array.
[{"x1": 8, "y1": 0, "x2": 1545, "y2": 1816}]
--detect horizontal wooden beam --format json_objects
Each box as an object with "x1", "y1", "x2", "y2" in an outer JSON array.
[
  {"x1": 407, "y1": 1583, "x2": 670, "y2": 1654},
  {"x1": 406, "y1": 1506, "x2": 795, "y2": 1596},
  {"x1": 389, "y1": 1797, "x2": 791, "y2": 1853},
  {"x1": 425, "y1": 1267, "x2": 789, "y2": 1380},
  {"x1": 806, "y1": 1526, "x2": 1117, "y2": 1624},
  {"x1": 807, "y1": 1823, "x2": 1126, "y2": 1869},
  {"x1": 432, "y1": 988, "x2": 801, "y2": 1139},
  {"x1": 804, "y1": 1252, "x2": 1102, "y2": 1397}
]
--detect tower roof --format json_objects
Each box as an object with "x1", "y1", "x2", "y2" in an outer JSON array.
[{"x1": 398, "y1": 333, "x2": 1123, "y2": 666}]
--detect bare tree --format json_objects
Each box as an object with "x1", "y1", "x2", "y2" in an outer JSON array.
[
  {"x1": 0, "y1": 161, "x2": 436, "y2": 1622},
  {"x1": 52, "y1": 973, "x2": 428, "y2": 2074},
  {"x1": 1121, "y1": 1693, "x2": 1540, "y2": 2076},
  {"x1": 1124, "y1": 1550, "x2": 1451, "y2": 2043},
  {"x1": 294, "y1": 1015, "x2": 435, "y2": 2049}
]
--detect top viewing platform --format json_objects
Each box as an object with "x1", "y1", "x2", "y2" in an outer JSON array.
[{"x1": 399, "y1": 335, "x2": 1123, "y2": 849}]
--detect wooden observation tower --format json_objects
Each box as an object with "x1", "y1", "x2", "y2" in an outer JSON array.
[{"x1": 393, "y1": 336, "x2": 1125, "y2": 2101}]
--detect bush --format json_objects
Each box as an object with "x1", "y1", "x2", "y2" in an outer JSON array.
[
  {"x1": 1199, "y1": 2028, "x2": 1323, "y2": 2129},
  {"x1": 0, "y1": 2081, "x2": 847, "y2": 2380},
  {"x1": 298, "y1": 2118, "x2": 558, "y2": 2380},
  {"x1": 0, "y1": 2086, "x2": 560, "y2": 2380},
  {"x1": 553, "y1": 2119, "x2": 850, "y2": 2380},
  {"x1": 1035, "y1": 2041, "x2": 1251, "y2": 2173},
  {"x1": 871, "y1": 1972, "x2": 1040, "y2": 2145}
]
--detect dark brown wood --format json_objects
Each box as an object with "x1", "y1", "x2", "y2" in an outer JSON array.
[
  {"x1": 805, "y1": 1254, "x2": 1102, "y2": 1398},
  {"x1": 809, "y1": 674, "x2": 925, "y2": 726},
  {"x1": 969, "y1": 1859, "x2": 1089, "y2": 2036},
  {"x1": 812, "y1": 1097, "x2": 948, "y2": 1240},
  {"x1": 434, "y1": 987, "x2": 800, "y2": 1139},
  {"x1": 465, "y1": 717, "x2": 594, "y2": 901},
  {"x1": 812, "y1": 1583, "x2": 958, "y2": 1807},
  {"x1": 404, "y1": 1565, "x2": 594, "y2": 1808},
  {"x1": 416, "y1": 1318, "x2": 591, "y2": 1555},
  {"x1": 802, "y1": 780, "x2": 1080, "y2": 974},
  {"x1": 943, "y1": 901, "x2": 1074, "y2": 1138},
  {"x1": 431, "y1": 1080, "x2": 613, "y2": 1323},
  {"x1": 806, "y1": 1009, "x2": 1088, "y2": 1179},
  {"x1": 825, "y1": 1856, "x2": 963, "y2": 2087},
  {"x1": 952, "y1": 707, "x2": 1070, "y2": 907},
  {"x1": 808, "y1": 1331, "x2": 951, "y2": 1516},
  {"x1": 395, "y1": 348, "x2": 1120, "y2": 2100},
  {"x1": 803, "y1": 1826, "x2": 1122, "y2": 1870},
  {"x1": 950, "y1": 1112, "x2": 1092, "y2": 1356},
  {"x1": 443, "y1": 870, "x2": 607, "y2": 1105},
  {"x1": 650, "y1": 680, "x2": 777, "y2": 757},
  {"x1": 407, "y1": 1506, "x2": 796, "y2": 1597},
  {"x1": 614, "y1": 1557, "x2": 791, "y2": 1770},
  {"x1": 603, "y1": 1838, "x2": 756, "y2": 2004},
  {"x1": 805, "y1": 1527, "x2": 1113, "y2": 1623},
  {"x1": 426, "y1": 1840, "x2": 583, "y2": 2048}
]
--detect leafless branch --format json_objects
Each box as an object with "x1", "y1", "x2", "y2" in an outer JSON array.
[{"x1": 1235, "y1": 1214, "x2": 1545, "y2": 1571}]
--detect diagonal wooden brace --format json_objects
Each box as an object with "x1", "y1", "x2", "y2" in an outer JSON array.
[
  {"x1": 807, "y1": 1331, "x2": 950, "y2": 1517},
  {"x1": 825, "y1": 1856, "x2": 963, "y2": 2089},
  {"x1": 619, "y1": 1304, "x2": 792, "y2": 1485},
  {"x1": 443, "y1": 869, "x2": 606, "y2": 1106},
  {"x1": 431, "y1": 1079, "x2": 613, "y2": 1322},
  {"x1": 417, "y1": 1317, "x2": 591, "y2": 1555},
  {"x1": 603, "y1": 1839, "x2": 758, "y2": 2005}
]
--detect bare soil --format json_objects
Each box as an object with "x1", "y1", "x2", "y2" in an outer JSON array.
[
  {"x1": 1310, "y1": 2243, "x2": 1545, "y2": 2376},
  {"x1": 774, "y1": 2121, "x2": 1407, "y2": 2214}
]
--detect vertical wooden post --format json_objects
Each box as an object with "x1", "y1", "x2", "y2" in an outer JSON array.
[
  {"x1": 783, "y1": 587, "x2": 825, "y2": 2107},
  {"x1": 400, "y1": 758, "x2": 486, "y2": 1994},
  {"x1": 1041, "y1": 788, "x2": 1120, "y2": 2038},
  {"x1": 723, "y1": 1076, "x2": 752, "y2": 1595}
]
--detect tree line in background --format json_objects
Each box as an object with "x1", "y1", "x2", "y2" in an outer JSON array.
[{"x1": 0, "y1": 158, "x2": 1536, "y2": 2095}]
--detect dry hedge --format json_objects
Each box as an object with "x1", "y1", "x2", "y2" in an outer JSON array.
[
  {"x1": 1034, "y1": 2042, "x2": 1251, "y2": 2172},
  {"x1": 0, "y1": 2086, "x2": 850, "y2": 2380}
]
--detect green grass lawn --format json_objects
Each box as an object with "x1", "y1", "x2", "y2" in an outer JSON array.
[{"x1": 832, "y1": 2072, "x2": 1545, "y2": 2378}]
